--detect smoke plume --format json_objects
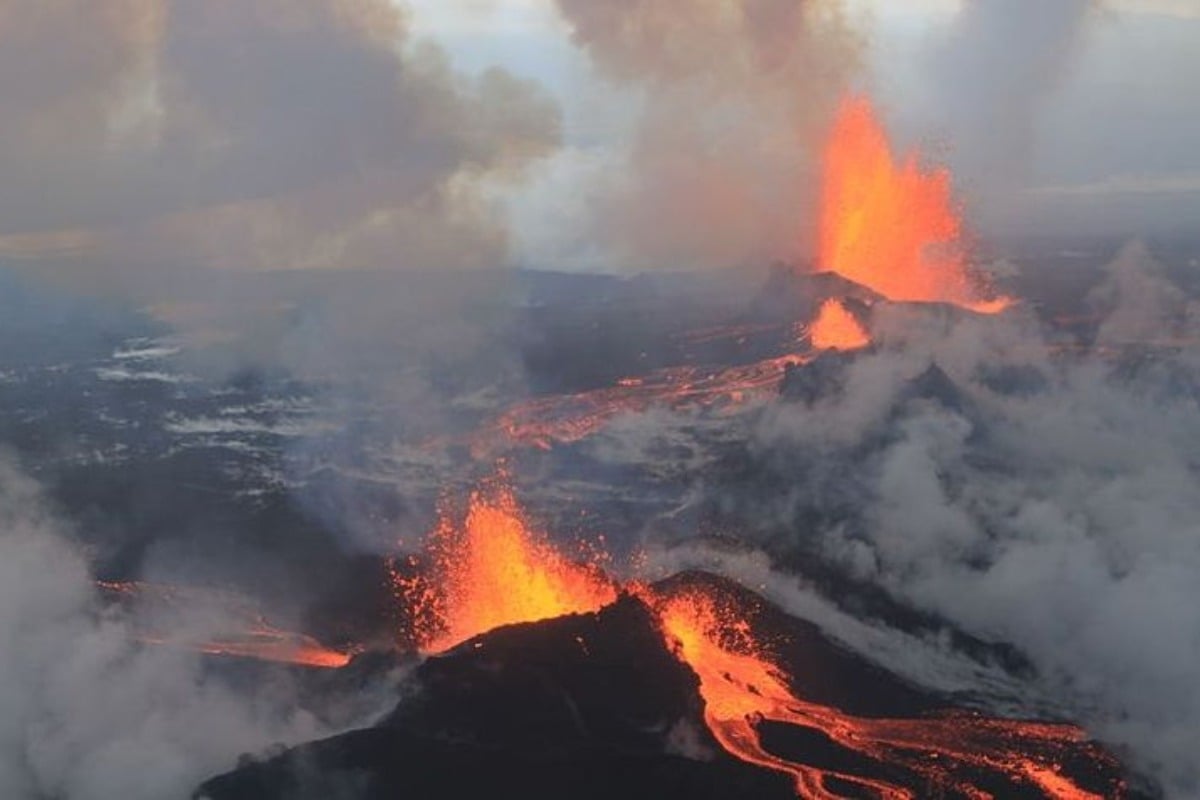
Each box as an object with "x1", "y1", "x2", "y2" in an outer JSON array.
[
  {"x1": 551, "y1": 0, "x2": 863, "y2": 271},
  {"x1": 926, "y1": 0, "x2": 1097, "y2": 226},
  {"x1": 0, "y1": 0, "x2": 560, "y2": 295}
]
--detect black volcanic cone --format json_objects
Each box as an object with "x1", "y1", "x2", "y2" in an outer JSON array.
[
  {"x1": 750, "y1": 263, "x2": 883, "y2": 323},
  {"x1": 196, "y1": 594, "x2": 794, "y2": 800},
  {"x1": 779, "y1": 349, "x2": 860, "y2": 404},
  {"x1": 198, "y1": 575, "x2": 1149, "y2": 800}
]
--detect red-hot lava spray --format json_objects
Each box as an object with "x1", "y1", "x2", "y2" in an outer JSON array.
[
  {"x1": 809, "y1": 298, "x2": 870, "y2": 351},
  {"x1": 818, "y1": 95, "x2": 1010, "y2": 314},
  {"x1": 394, "y1": 482, "x2": 618, "y2": 652}
]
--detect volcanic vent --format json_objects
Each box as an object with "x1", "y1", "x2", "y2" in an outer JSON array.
[
  {"x1": 198, "y1": 483, "x2": 1141, "y2": 800},
  {"x1": 194, "y1": 91, "x2": 1159, "y2": 799}
]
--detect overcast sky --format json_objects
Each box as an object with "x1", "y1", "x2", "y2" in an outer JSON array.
[
  {"x1": 408, "y1": 0, "x2": 1200, "y2": 257},
  {"x1": 0, "y1": 0, "x2": 1195, "y2": 281}
]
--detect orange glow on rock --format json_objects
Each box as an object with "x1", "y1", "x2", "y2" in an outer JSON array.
[
  {"x1": 818, "y1": 95, "x2": 1010, "y2": 315},
  {"x1": 651, "y1": 584, "x2": 1115, "y2": 799},
  {"x1": 386, "y1": 484, "x2": 1126, "y2": 796},
  {"x1": 396, "y1": 483, "x2": 618, "y2": 653},
  {"x1": 809, "y1": 299, "x2": 870, "y2": 351}
]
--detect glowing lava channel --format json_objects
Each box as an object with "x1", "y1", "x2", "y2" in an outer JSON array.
[
  {"x1": 651, "y1": 585, "x2": 1116, "y2": 800},
  {"x1": 809, "y1": 299, "x2": 870, "y2": 351},
  {"x1": 818, "y1": 95, "x2": 1010, "y2": 314},
  {"x1": 98, "y1": 581, "x2": 352, "y2": 668},
  {"x1": 395, "y1": 484, "x2": 618, "y2": 653}
]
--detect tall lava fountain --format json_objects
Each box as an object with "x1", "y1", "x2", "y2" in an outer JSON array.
[{"x1": 818, "y1": 96, "x2": 1009, "y2": 314}]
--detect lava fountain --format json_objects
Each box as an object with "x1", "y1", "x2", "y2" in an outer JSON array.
[
  {"x1": 809, "y1": 298, "x2": 871, "y2": 351},
  {"x1": 394, "y1": 482, "x2": 618, "y2": 653},
  {"x1": 391, "y1": 478, "x2": 1128, "y2": 797},
  {"x1": 818, "y1": 95, "x2": 1010, "y2": 314}
]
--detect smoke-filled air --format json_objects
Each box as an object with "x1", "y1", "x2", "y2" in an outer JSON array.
[{"x1": 0, "y1": 1, "x2": 1197, "y2": 799}]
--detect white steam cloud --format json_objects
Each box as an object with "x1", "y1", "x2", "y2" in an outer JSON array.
[
  {"x1": 0, "y1": 456, "x2": 359, "y2": 800},
  {"x1": 739, "y1": 244, "x2": 1200, "y2": 796},
  {"x1": 0, "y1": 0, "x2": 560, "y2": 296}
]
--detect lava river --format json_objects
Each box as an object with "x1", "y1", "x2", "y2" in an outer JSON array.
[{"x1": 98, "y1": 580, "x2": 353, "y2": 668}]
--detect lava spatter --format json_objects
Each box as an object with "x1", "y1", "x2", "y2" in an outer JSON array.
[
  {"x1": 389, "y1": 478, "x2": 1130, "y2": 798},
  {"x1": 393, "y1": 483, "x2": 618, "y2": 653}
]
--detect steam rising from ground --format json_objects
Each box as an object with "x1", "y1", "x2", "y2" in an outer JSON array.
[
  {"x1": 0, "y1": 457, "x2": 366, "y2": 800},
  {"x1": 726, "y1": 245, "x2": 1200, "y2": 796}
]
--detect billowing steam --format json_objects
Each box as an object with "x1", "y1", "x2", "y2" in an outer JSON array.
[
  {"x1": 0, "y1": 455, "x2": 375, "y2": 800},
  {"x1": 550, "y1": 0, "x2": 862, "y2": 270},
  {"x1": 929, "y1": 0, "x2": 1096, "y2": 186},
  {"x1": 0, "y1": 0, "x2": 559, "y2": 295},
  {"x1": 720, "y1": 245, "x2": 1200, "y2": 796}
]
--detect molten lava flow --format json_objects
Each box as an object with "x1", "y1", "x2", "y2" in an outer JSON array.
[
  {"x1": 477, "y1": 353, "x2": 809, "y2": 452},
  {"x1": 97, "y1": 581, "x2": 352, "y2": 669},
  {"x1": 139, "y1": 630, "x2": 353, "y2": 668},
  {"x1": 651, "y1": 584, "x2": 1118, "y2": 799},
  {"x1": 395, "y1": 484, "x2": 618, "y2": 653},
  {"x1": 809, "y1": 299, "x2": 870, "y2": 351},
  {"x1": 818, "y1": 95, "x2": 1010, "y2": 314}
]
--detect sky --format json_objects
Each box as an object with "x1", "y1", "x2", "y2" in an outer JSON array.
[
  {"x1": 405, "y1": 0, "x2": 1200, "y2": 265},
  {"x1": 0, "y1": 0, "x2": 1196, "y2": 281}
]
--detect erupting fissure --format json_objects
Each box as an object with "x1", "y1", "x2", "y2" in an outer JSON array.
[
  {"x1": 394, "y1": 477, "x2": 1122, "y2": 798},
  {"x1": 393, "y1": 483, "x2": 618, "y2": 653},
  {"x1": 818, "y1": 95, "x2": 1010, "y2": 314},
  {"x1": 809, "y1": 298, "x2": 871, "y2": 351}
]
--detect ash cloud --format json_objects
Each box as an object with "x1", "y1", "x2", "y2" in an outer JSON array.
[
  {"x1": 549, "y1": 0, "x2": 863, "y2": 271},
  {"x1": 0, "y1": 0, "x2": 559, "y2": 296},
  {"x1": 0, "y1": 455, "x2": 373, "y2": 800}
]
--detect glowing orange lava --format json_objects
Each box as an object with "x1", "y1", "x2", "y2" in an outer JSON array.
[
  {"x1": 387, "y1": 479, "x2": 1125, "y2": 796},
  {"x1": 818, "y1": 95, "x2": 1010, "y2": 314},
  {"x1": 651, "y1": 584, "x2": 1118, "y2": 799},
  {"x1": 97, "y1": 581, "x2": 352, "y2": 669},
  {"x1": 809, "y1": 299, "x2": 871, "y2": 351},
  {"x1": 477, "y1": 353, "x2": 808, "y2": 452},
  {"x1": 395, "y1": 484, "x2": 618, "y2": 653}
]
